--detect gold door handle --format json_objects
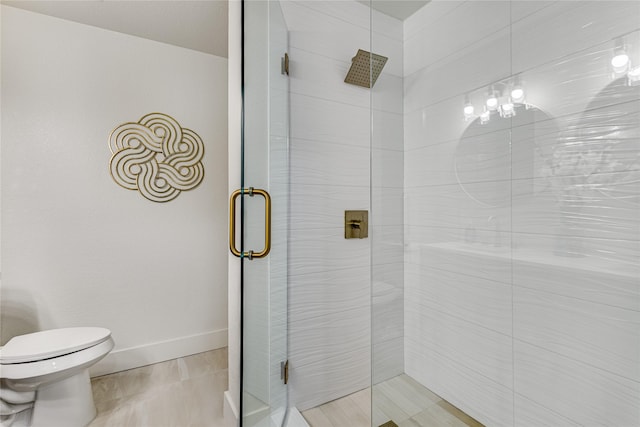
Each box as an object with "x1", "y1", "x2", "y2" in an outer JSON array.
[{"x1": 229, "y1": 187, "x2": 271, "y2": 259}]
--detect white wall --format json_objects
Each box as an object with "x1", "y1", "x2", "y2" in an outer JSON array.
[
  {"x1": 281, "y1": 0, "x2": 404, "y2": 411},
  {"x1": 404, "y1": 1, "x2": 640, "y2": 426},
  {"x1": 1, "y1": 6, "x2": 229, "y2": 375}
]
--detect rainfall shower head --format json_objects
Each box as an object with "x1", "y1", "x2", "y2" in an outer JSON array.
[{"x1": 344, "y1": 49, "x2": 388, "y2": 88}]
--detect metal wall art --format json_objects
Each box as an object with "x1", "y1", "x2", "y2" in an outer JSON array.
[{"x1": 108, "y1": 113, "x2": 205, "y2": 203}]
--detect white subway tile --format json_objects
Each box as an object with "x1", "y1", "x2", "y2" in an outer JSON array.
[
  {"x1": 290, "y1": 183, "x2": 369, "y2": 230},
  {"x1": 514, "y1": 340, "x2": 640, "y2": 427},
  {"x1": 405, "y1": 337, "x2": 514, "y2": 427},
  {"x1": 289, "y1": 305, "x2": 371, "y2": 369},
  {"x1": 290, "y1": 93, "x2": 370, "y2": 147},
  {"x1": 291, "y1": 137, "x2": 370, "y2": 187},
  {"x1": 290, "y1": 344, "x2": 371, "y2": 411},
  {"x1": 512, "y1": 248, "x2": 640, "y2": 311},
  {"x1": 289, "y1": 265, "x2": 370, "y2": 323},
  {"x1": 404, "y1": 1, "x2": 509, "y2": 76},
  {"x1": 405, "y1": 265, "x2": 512, "y2": 336},
  {"x1": 511, "y1": 1, "x2": 640, "y2": 74},
  {"x1": 514, "y1": 286, "x2": 640, "y2": 382}
]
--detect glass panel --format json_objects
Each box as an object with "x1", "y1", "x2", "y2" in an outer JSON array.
[
  {"x1": 374, "y1": 1, "x2": 640, "y2": 426},
  {"x1": 282, "y1": 0, "x2": 373, "y2": 419},
  {"x1": 370, "y1": 4, "x2": 406, "y2": 427},
  {"x1": 387, "y1": 1, "x2": 513, "y2": 425},
  {"x1": 242, "y1": 1, "x2": 289, "y2": 425},
  {"x1": 510, "y1": 2, "x2": 640, "y2": 425}
]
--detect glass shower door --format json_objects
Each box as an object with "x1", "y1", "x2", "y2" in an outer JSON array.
[{"x1": 239, "y1": 1, "x2": 289, "y2": 426}]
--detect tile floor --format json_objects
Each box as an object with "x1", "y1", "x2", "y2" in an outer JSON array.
[
  {"x1": 88, "y1": 348, "x2": 228, "y2": 427},
  {"x1": 301, "y1": 374, "x2": 484, "y2": 427},
  {"x1": 88, "y1": 353, "x2": 480, "y2": 427}
]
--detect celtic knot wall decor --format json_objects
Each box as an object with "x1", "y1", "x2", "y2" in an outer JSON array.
[{"x1": 109, "y1": 113, "x2": 205, "y2": 203}]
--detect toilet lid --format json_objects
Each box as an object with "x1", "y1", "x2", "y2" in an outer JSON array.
[{"x1": 0, "y1": 327, "x2": 111, "y2": 364}]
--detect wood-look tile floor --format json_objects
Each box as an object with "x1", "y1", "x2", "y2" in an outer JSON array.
[
  {"x1": 88, "y1": 348, "x2": 228, "y2": 427},
  {"x1": 302, "y1": 374, "x2": 484, "y2": 427}
]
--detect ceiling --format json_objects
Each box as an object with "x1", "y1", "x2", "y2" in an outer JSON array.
[
  {"x1": 358, "y1": 0, "x2": 430, "y2": 21},
  {"x1": 1, "y1": 0, "x2": 429, "y2": 58},
  {"x1": 1, "y1": 0, "x2": 229, "y2": 58}
]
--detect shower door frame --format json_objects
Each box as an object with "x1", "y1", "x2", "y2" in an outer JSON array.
[{"x1": 237, "y1": 0, "x2": 290, "y2": 426}]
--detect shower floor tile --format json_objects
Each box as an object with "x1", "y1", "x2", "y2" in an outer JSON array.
[
  {"x1": 88, "y1": 348, "x2": 228, "y2": 427},
  {"x1": 302, "y1": 374, "x2": 484, "y2": 427}
]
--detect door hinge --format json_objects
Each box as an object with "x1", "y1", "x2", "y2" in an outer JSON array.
[
  {"x1": 281, "y1": 53, "x2": 289, "y2": 76},
  {"x1": 281, "y1": 360, "x2": 289, "y2": 384}
]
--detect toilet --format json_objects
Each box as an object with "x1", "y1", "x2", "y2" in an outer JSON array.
[{"x1": 0, "y1": 327, "x2": 114, "y2": 427}]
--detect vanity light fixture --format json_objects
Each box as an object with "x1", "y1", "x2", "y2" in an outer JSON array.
[{"x1": 464, "y1": 79, "x2": 529, "y2": 123}]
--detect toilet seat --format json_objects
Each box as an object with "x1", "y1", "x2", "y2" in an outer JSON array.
[
  {"x1": 0, "y1": 327, "x2": 111, "y2": 364},
  {"x1": 0, "y1": 327, "x2": 114, "y2": 426}
]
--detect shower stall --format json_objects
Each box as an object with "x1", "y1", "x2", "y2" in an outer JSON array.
[{"x1": 235, "y1": 0, "x2": 640, "y2": 426}]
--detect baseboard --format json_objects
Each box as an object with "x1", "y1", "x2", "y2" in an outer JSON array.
[
  {"x1": 89, "y1": 328, "x2": 228, "y2": 377},
  {"x1": 224, "y1": 390, "x2": 239, "y2": 427}
]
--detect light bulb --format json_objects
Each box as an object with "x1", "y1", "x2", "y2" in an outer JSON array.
[
  {"x1": 511, "y1": 87, "x2": 525, "y2": 103},
  {"x1": 486, "y1": 96, "x2": 498, "y2": 110},
  {"x1": 611, "y1": 52, "x2": 629, "y2": 69},
  {"x1": 464, "y1": 104, "x2": 474, "y2": 116},
  {"x1": 611, "y1": 37, "x2": 629, "y2": 75},
  {"x1": 463, "y1": 94, "x2": 475, "y2": 121},
  {"x1": 500, "y1": 100, "x2": 515, "y2": 118},
  {"x1": 480, "y1": 109, "x2": 491, "y2": 125}
]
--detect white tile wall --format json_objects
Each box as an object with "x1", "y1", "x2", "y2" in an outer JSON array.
[
  {"x1": 511, "y1": 1, "x2": 640, "y2": 75},
  {"x1": 513, "y1": 393, "x2": 583, "y2": 427},
  {"x1": 289, "y1": 94, "x2": 370, "y2": 146},
  {"x1": 403, "y1": 27, "x2": 511, "y2": 113},
  {"x1": 289, "y1": 183, "x2": 369, "y2": 231},
  {"x1": 405, "y1": 336, "x2": 514, "y2": 427},
  {"x1": 289, "y1": 345, "x2": 371, "y2": 411},
  {"x1": 281, "y1": 1, "x2": 638, "y2": 422},
  {"x1": 282, "y1": 0, "x2": 404, "y2": 410},
  {"x1": 404, "y1": 2, "x2": 640, "y2": 426},
  {"x1": 288, "y1": 266, "x2": 370, "y2": 322},
  {"x1": 514, "y1": 286, "x2": 640, "y2": 382},
  {"x1": 514, "y1": 341, "x2": 640, "y2": 427},
  {"x1": 404, "y1": 1, "x2": 510, "y2": 77},
  {"x1": 406, "y1": 263, "x2": 512, "y2": 336},
  {"x1": 511, "y1": 249, "x2": 640, "y2": 311}
]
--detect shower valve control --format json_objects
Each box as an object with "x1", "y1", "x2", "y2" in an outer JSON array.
[{"x1": 345, "y1": 210, "x2": 368, "y2": 239}]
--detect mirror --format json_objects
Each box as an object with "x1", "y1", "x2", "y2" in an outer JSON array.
[
  {"x1": 455, "y1": 105, "x2": 556, "y2": 207},
  {"x1": 549, "y1": 78, "x2": 640, "y2": 206}
]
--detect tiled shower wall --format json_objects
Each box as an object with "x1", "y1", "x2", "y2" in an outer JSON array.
[
  {"x1": 404, "y1": 2, "x2": 640, "y2": 426},
  {"x1": 281, "y1": 0, "x2": 404, "y2": 411}
]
